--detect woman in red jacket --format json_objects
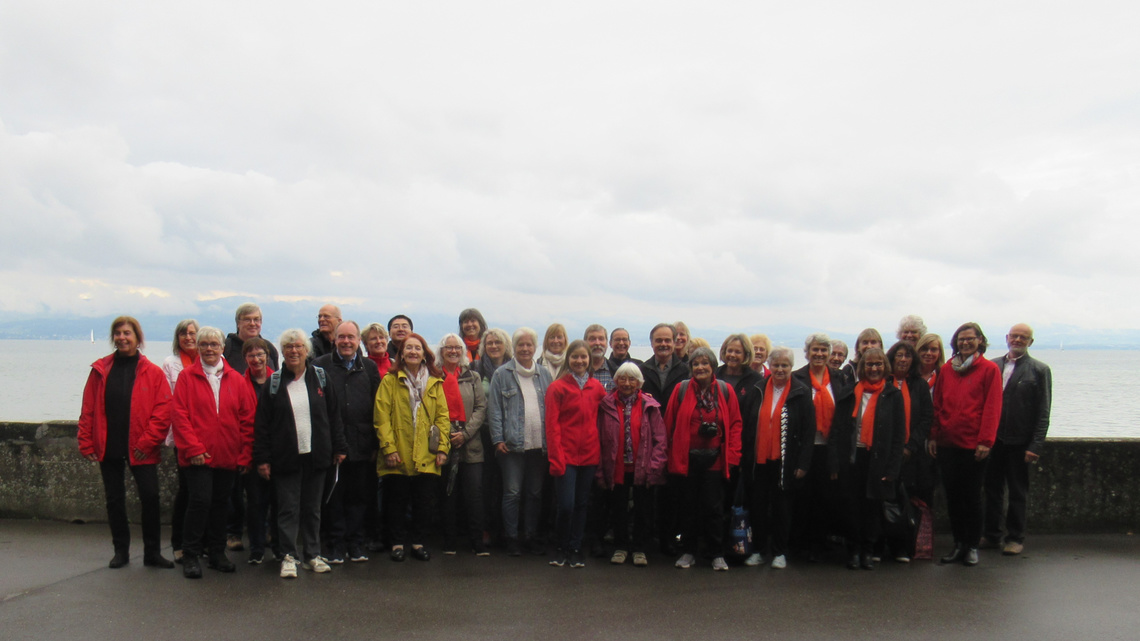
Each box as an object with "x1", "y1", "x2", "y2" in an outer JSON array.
[
  {"x1": 927, "y1": 322, "x2": 1002, "y2": 567},
  {"x1": 77, "y1": 316, "x2": 173, "y2": 569},
  {"x1": 545, "y1": 340, "x2": 606, "y2": 568},
  {"x1": 171, "y1": 326, "x2": 258, "y2": 578},
  {"x1": 665, "y1": 346, "x2": 742, "y2": 571}
]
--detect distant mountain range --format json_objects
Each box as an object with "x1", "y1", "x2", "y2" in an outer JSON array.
[{"x1": 0, "y1": 298, "x2": 1134, "y2": 349}]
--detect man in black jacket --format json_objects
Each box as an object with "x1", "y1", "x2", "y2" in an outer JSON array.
[
  {"x1": 313, "y1": 321, "x2": 381, "y2": 563},
  {"x1": 983, "y1": 323, "x2": 1052, "y2": 556},
  {"x1": 309, "y1": 304, "x2": 341, "y2": 360},
  {"x1": 639, "y1": 324, "x2": 689, "y2": 407}
]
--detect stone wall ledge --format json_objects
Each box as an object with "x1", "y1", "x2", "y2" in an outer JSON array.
[{"x1": 2, "y1": 422, "x2": 1137, "y2": 533}]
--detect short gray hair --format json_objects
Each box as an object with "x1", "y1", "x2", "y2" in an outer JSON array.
[
  {"x1": 583, "y1": 323, "x2": 607, "y2": 340},
  {"x1": 614, "y1": 361, "x2": 644, "y2": 384},
  {"x1": 897, "y1": 314, "x2": 927, "y2": 339},
  {"x1": 279, "y1": 328, "x2": 311, "y2": 355},
  {"x1": 170, "y1": 319, "x2": 199, "y2": 356},
  {"x1": 438, "y1": 333, "x2": 470, "y2": 367},
  {"x1": 687, "y1": 346, "x2": 718, "y2": 370},
  {"x1": 512, "y1": 327, "x2": 539, "y2": 352},
  {"x1": 196, "y1": 326, "x2": 224, "y2": 349},
  {"x1": 803, "y1": 332, "x2": 831, "y2": 359},
  {"x1": 769, "y1": 346, "x2": 795, "y2": 368},
  {"x1": 234, "y1": 302, "x2": 261, "y2": 326}
]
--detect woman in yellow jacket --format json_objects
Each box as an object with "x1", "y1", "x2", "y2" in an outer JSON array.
[{"x1": 375, "y1": 332, "x2": 451, "y2": 562}]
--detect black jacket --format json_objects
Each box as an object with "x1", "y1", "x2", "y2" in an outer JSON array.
[
  {"x1": 606, "y1": 353, "x2": 643, "y2": 374},
  {"x1": 990, "y1": 353, "x2": 1052, "y2": 452},
  {"x1": 894, "y1": 374, "x2": 933, "y2": 455},
  {"x1": 312, "y1": 352, "x2": 381, "y2": 461},
  {"x1": 829, "y1": 382, "x2": 905, "y2": 500},
  {"x1": 640, "y1": 355, "x2": 689, "y2": 407},
  {"x1": 309, "y1": 329, "x2": 335, "y2": 361},
  {"x1": 741, "y1": 376, "x2": 816, "y2": 487},
  {"x1": 716, "y1": 365, "x2": 763, "y2": 428},
  {"x1": 252, "y1": 365, "x2": 347, "y2": 473},
  {"x1": 224, "y1": 333, "x2": 280, "y2": 375}
]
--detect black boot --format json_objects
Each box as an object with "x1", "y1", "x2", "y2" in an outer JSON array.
[
  {"x1": 182, "y1": 554, "x2": 203, "y2": 579},
  {"x1": 940, "y1": 545, "x2": 965, "y2": 564},
  {"x1": 109, "y1": 549, "x2": 130, "y2": 569},
  {"x1": 208, "y1": 551, "x2": 236, "y2": 573},
  {"x1": 144, "y1": 551, "x2": 174, "y2": 569}
]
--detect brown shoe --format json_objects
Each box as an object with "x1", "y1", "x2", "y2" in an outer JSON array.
[
  {"x1": 978, "y1": 537, "x2": 1001, "y2": 550},
  {"x1": 226, "y1": 536, "x2": 245, "y2": 551},
  {"x1": 1002, "y1": 541, "x2": 1024, "y2": 556}
]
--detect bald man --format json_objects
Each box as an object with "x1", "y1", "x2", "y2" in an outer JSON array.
[
  {"x1": 983, "y1": 323, "x2": 1052, "y2": 556},
  {"x1": 310, "y1": 304, "x2": 342, "y2": 360}
]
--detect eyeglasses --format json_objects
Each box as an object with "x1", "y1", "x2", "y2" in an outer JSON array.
[
  {"x1": 239, "y1": 317, "x2": 261, "y2": 324},
  {"x1": 282, "y1": 344, "x2": 306, "y2": 353},
  {"x1": 198, "y1": 342, "x2": 222, "y2": 349}
]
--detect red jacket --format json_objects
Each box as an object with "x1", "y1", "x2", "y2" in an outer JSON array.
[
  {"x1": 665, "y1": 378, "x2": 742, "y2": 479},
  {"x1": 930, "y1": 356, "x2": 1003, "y2": 450},
  {"x1": 545, "y1": 376, "x2": 606, "y2": 475},
  {"x1": 172, "y1": 360, "x2": 257, "y2": 469},
  {"x1": 78, "y1": 353, "x2": 171, "y2": 465}
]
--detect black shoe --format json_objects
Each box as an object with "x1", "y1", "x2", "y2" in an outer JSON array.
[
  {"x1": 860, "y1": 554, "x2": 875, "y2": 571},
  {"x1": 411, "y1": 546, "x2": 431, "y2": 562},
  {"x1": 248, "y1": 550, "x2": 265, "y2": 565},
  {"x1": 109, "y1": 550, "x2": 130, "y2": 569},
  {"x1": 549, "y1": 552, "x2": 567, "y2": 567},
  {"x1": 473, "y1": 541, "x2": 490, "y2": 556},
  {"x1": 182, "y1": 555, "x2": 203, "y2": 579},
  {"x1": 846, "y1": 553, "x2": 860, "y2": 570},
  {"x1": 570, "y1": 550, "x2": 586, "y2": 569},
  {"x1": 144, "y1": 553, "x2": 174, "y2": 569},
  {"x1": 527, "y1": 540, "x2": 546, "y2": 556},
  {"x1": 940, "y1": 545, "x2": 965, "y2": 564},
  {"x1": 390, "y1": 547, "x2": 407, "y2": 562},
  {"x1": 208, "y1": 553, "x2": 236, "y2": 573},
  {"x1": 366, "y1": 539, "x2": 386, "y2": 553},
  {"x1": 506, "y1": 539, "x2": 522, "y2": 557},
  {"x1": 962, "y1": 548, "x2": 979, "y2": 566},
  {"x1": 589, "y1": 542, "x2": 607, "y2": 558}
]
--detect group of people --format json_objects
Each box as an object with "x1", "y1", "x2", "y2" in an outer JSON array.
[{"x1": 78, "y1": 307, "x2": 1052, "y2": 579}]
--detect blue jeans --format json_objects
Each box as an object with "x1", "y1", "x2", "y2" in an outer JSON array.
[
  {"x1": 554, "y1": 464, "x2": 596, "y2": 553},
  {"x1": 500, "y1": 449, "x2": 546, "y2": 541}
]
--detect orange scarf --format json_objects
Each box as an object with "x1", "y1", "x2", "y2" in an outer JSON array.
[
  {"x1": 756, "y1": 378, "x2": 791, "y2": 463},
  {"x1": 852, "y1": 379, "x2": 885, "y2": 448},
  {"x1": 893, "y1": 377, "x2": 911, "y2": 441},
  {"x1": 810, "y1": 367, "x2": 835, "y2": 439},
  {"x1": 179, "y1": 349, "x2": 198, "y2": 369},
  {"x1": 463, "y1": 336, "x2": 482, "y2": 364}
]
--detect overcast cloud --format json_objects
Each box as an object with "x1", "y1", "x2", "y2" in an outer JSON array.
[{"x1": 1, "y1": 1, "x2": 1137, "y2": 338}]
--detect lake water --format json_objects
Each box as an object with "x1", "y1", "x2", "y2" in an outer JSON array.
[{"x1": 0, "y1": 340, "x2": 1134, "y2": 439}]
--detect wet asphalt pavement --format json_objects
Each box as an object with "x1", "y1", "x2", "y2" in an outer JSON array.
[{"x1": 0, "y1": 519, "x2": 1137, "y2": 641}]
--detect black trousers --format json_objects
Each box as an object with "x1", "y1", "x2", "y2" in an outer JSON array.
[
  {"x1": 609, "y1": 476, "x2": 653, "y2": 553},
  {"x1": 750, "y1": 462, "x2": 794, "y2": 557},
  {"x1": 243, "y1": 471, "x2": 276, "y2": 556},
  {"x1": 792, "y1": 444, "x2": 840, "y2": 549},
  {"x1": 843, "y1": 449, "x2": 882, "y2": 554},
  {"x1": 171, "y1": 462, "x2": 189, "y2": 551},
  {"x1": 939, "y1": 446, "x2": 987, "y2": 549},
  {"x1": 385, "y1": 474, "x2": 435, "y2": 546},
  {"x1": 99, "y1": 458, "x2": 161, "y2": 555},
  {"x1": 182, "y1": 466, "x2": 237, "y2": 558},
  {"x1": 442, "y1": 461, "x2": 484, "y2": 548},
  {"x1": 678, "y1": 469, "x2": 725, "y2": 557},
  {"x1": 984, "y1": 440, "x2": 1030, "y2": 544}
]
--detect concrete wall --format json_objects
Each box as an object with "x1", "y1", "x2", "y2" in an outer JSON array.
[{"x1": 2, "y1": 422, "x2": 1138, "y2": 533}]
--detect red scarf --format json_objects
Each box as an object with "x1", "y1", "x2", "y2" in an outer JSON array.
[
  {"x1": 441, "y1": 366, "x2": 466, "y2": 422},
  {"x1": 179, "y1": 349, "x2": 198, "y2": 369},
  {"x1": 893, "y1": 377, "x2": 911, "y2": 441},
  {"x1": 614, "y1": 392, "x2": 644, "y2": 480},
  {"x1": 463, "y1": 336, "x2": 481, "y2": 364},
  {"x1": 853, "y1": 379, "x2": 885, "y2": 448},
  {"x1": 756, "y1": 378, "x2": 790, "y2": 463},
  {"x1": 369, "y1": 352, "x2": 391, "y2": 378},
  {"x1": 809, "y1": 367, "x2": 835, "y2": 439}
]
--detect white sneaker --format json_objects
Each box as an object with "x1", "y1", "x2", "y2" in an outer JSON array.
[
  {"x1": 610, "y1": 550, "x2": 628, "y2": 565},
  {"x1": 280, "y1": 555, "x2": 298, "y2": 579},
  {"x1": 712, "y1": 556, "x2": 729, "y2": 571},
  {"x1": 303, "y1": 557, "x2": 331, "y2": 573},
  {"x1": 743, "y1": 553, "x2": 763, "y2": 567},
  {"x1": 674, "y1": 553, "x2": 695, "y2": 569},
  {"x1": 771, "y1": 555, "x2": 787, "y2": 569},
  {"x1": 632, "y1": 552, "x2": 648, "y2": 567}
]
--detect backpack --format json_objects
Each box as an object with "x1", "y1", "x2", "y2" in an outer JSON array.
[{"x1": 269, "y1": 366, "x2": 327, "y2": 397}]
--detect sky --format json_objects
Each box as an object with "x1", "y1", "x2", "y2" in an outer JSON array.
[{"x1": 1, "y1": 1, "x2": 1137, "y2": 342}]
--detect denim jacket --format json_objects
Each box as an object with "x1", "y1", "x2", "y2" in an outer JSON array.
[{"x1": 488, "y1": 359, "x2": 553, "y2": 453}]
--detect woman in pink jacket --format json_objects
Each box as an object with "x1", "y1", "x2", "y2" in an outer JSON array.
[
  {"x1": 171, "y1": 326, "x2": 257, "y2": 578},
  {"x1": 596, "y1": 362, "x2": 668, "y2": 566},
  {"x1": 927, "y1": 322, "x2": 1002, "y2": 567},
  {"x1": 544, "y1": 340, "x2": 606, "y2": 569},
  {"x1": 78, "y1": 316, "x2": 173, "y2": 569}
]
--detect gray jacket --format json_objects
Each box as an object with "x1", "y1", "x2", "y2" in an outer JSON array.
[
  {"x1": 990, "y1": 353, "x2": 1052, "y2": 453},
  {"x1": 451, "y1": 366, "x2": 488, "y2": 463},
  {"x1": 488, "y1": 359, "x2": 552, "y2": 453}
]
